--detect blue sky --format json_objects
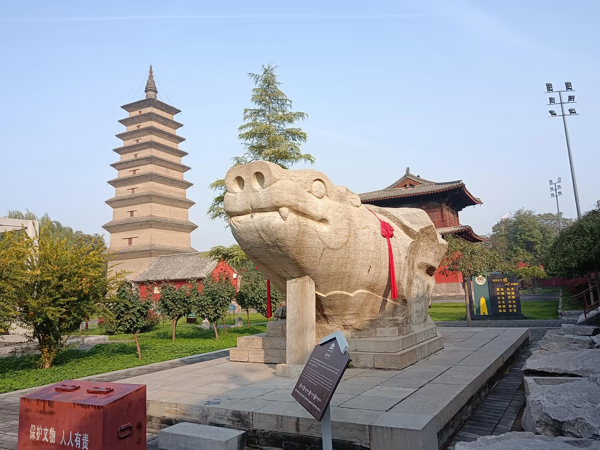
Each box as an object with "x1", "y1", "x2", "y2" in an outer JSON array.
[{"x1": 1, "y1": 0, "x2": 598, "y2": 250}]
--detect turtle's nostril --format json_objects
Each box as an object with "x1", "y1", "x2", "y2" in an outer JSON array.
[
  {"x1": 235, "y1": 176, "x2": 245, "y2": 191},
  {"x1": 253, "y1": 172, "x2": 265, "y2": 189}
]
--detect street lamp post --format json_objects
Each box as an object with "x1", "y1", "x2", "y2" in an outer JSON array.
[
  {"x1": 549, "y1": 178, "x2": 563, "y2": 231},
  {"x1": 546, "y1": 82, "x2": 582, "y2": 219}
]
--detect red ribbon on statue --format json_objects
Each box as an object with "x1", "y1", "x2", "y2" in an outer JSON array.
[
  {"x1": 266, "y1": 279, "x2": 272, "y2": 320},
  {"x1": 367, "y1": 208, "x2": 398, "y2": 300}
]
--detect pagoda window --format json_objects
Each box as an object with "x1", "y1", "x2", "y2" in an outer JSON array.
[
  {"x1": 133, "y1": 153, "x2": 138, "y2": 158},
  {"x1": 127, "y1": 187, "x2": 137, "y2": 194},
  {"x1": 124, "y1": 237, "x2": 137, "y2": 246},
  {"x1": 138, "y1": 110, "x2": 143, "y2": 115},
  {"x1": 128, "y1": 210, "x2": 136, "y2": 217},
  {"x1": 135, "y1": 139, "x2": 140, "y2": 144},
  {"x1": 136, "y1": 125, "x2": 141, "y2": 129},
  {"x1": 130, "y1": 169, "x2": 139, "y2": 175}
]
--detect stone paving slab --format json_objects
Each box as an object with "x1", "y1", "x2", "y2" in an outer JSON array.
[{"x1": 137, "y1": 327, "x2": 529, "y2": 449}]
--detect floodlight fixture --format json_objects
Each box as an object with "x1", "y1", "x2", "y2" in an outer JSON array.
[
  {"x1": 569, "y1": 108, "x2": 577, "y2": 114},
  {"x1": 568, "y1": 95, "x2": 575, "y2": 102},
  {"x1": 549, "y1": 180, "x2": 553, "y2": 185},
  {"x1": 551, "y1": 193, "x2": 556, "y2": 198},
  {"x1": 557, "y1": 177, "x2": 561, "y2": 183},
  {"x1": 549, "y1": 110, "x2": 557, "y2": 116},
  {"x1": 546, "y1": 83, "x2": 553, "y2": 92},
  {"x1": 557, "y1": 185, "x2": 562, "y2": 190},
  {"x1": 549, "y1": 97, "x2": 556, "y2": 104},
  {"x1": 565, "y1": 82, "x2": 573, "y2": 91}
]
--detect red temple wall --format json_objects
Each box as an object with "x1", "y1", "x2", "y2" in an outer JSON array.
[{"x1": 136, "y1": 260, "x2": 237, "y2": 301}]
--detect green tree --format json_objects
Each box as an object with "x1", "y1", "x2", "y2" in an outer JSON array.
[
  {"x1": 104, "y1": 283, "x2": 156, "y2": 359},
  {"x1": 208, "y1": 65, "x2": 314, "y2": 220},
  {"x1": 490, "y1": 209, "x2": 572, "y2": 265},
  {"x1": 0, "y1": 224, "x2": 119, "y2": 368},
  {"x1": 514, "y1": 265, "x2": 547, "y2": 294},
  {"x1": 196, "y1": 274, "x2": 236, "y2": 341},
  {"x1": 545, "y1": 209, "x2": 600, "y2": 277},
  {"x1": 158, "y1": 282, "x2": 196, "y2": 342},
  {"x1": 206, "y1": 244, "x2": 249, "y2": 269},
  {"x1": 236, "y1": 265, "x2": 282, "y2": 324},
  {"x1": 441, "y1": 236, "x2": 508, "y2": 326}
]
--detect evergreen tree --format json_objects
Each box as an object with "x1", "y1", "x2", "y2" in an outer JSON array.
[{"x1": 208, "y1": 65, "x2": 313, "y2": 220}]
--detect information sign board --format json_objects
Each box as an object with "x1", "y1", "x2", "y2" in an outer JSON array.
[
  {"x1": 292, "y1": 338, "x2": 351, "y2": 421},
  {"x1": 488, "y1": 275, "x2": 523, "y2": 317}
]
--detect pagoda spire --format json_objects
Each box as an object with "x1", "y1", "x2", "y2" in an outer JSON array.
[{"x1": 145, "y1": 65, "x2": 158, "y2": 99}]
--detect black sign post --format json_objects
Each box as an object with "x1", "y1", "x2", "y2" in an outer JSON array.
[{"x1": 292, "y1": 331, "x2": 351, "y2": 450}]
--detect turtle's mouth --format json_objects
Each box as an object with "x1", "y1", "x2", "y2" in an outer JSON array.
[{"x1": 229, "y1": 207, "x2": 291, "y2": 222}]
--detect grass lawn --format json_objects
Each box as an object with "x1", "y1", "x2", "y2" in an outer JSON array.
[
  {"x1": 429, "y1": 301, "x2": 559, "y2": 321},
  {"x1": 429, "y1": 303, "x2": 467, "y2": 322},
  {"x1": 561, "y1": 289, "x2": 583, "y2": 311},
  {"x1": 0, "y1": 323, "x2": 266, "y2": 394},
  {"x1": 519, "y1": 288, "x2": 559, "y2": 295}
]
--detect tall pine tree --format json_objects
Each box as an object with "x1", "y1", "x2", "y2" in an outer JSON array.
[{"x1": 208, "y1": 65, "x2": 313, "y2": 220}]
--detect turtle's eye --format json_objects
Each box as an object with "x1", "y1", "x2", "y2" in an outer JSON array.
[{"x1": 311, "y1": 179, "x2": 327, "y2": 199}]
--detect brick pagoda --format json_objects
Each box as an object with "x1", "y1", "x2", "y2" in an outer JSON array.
[{"x1": 103, "y1": 67, "x2": 197, "y2": 278}]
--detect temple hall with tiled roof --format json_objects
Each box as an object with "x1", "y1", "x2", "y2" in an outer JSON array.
[
  {"x1": 104, "y1": 66, "x2": 197, "y2": 278},
  {"x1": 359, "y1": 167, "x2": 485, "y2": 242}
]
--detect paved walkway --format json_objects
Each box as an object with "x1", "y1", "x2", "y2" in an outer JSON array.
[
  {"x1": 446, "y1": 328, "x2": 549, "y2": 449},
  {"x1": 0, "y1": 324, "x2": 553, "y2": 450},
  {"x1": 438, "y1": 318, "x2": 576, "y2": 328}
]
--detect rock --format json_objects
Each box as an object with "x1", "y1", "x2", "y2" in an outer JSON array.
[
  {"x1": 593, "y1": 336, "x2": 600, "y2": 349},
  {"x1": 579, "y1": 307, "x2": 600, "y2": 325},
  {"x1": 233, "y1": 317, "x2": 244, "y2": 328},
  {"x1": 522, "y1": 377, "x2": 600, "y2": 439},
  {"x1": 223, "y1": 161, "x2": 448, "y2": 336},
  {"x1": 561, "y1": 324, "x2": 600, "y2": 336},
  {"x1": 201, "y1": 319, "x2": 210, "y2": 330},
  {"x1": 523, "y1": 348, "x2": 600, "y2": 377},
  {"x1": 454, "y1": 432, "x2": 600, "y2": 449},
  {"x1": 546, "y1": 333, "x2": 595, "y2": 348},
  {"x1": 273, "y1": 305, "x2": 286, "y2": 321},
  {"x1": 537, "y1": 340, "x2": 590, "y2": 352}
]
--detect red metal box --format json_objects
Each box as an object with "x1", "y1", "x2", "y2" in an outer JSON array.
[{"x1": 18, "y1": 380, "x2": 146, "y2": 450}]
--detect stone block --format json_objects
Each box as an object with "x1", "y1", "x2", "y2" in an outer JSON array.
[
  {"x1": 522, "y1": 376, "x2": 600, "y2": 439},
  {"x1": 266, "y1": 320, "x2": 286, "y2": 337},
  {"x1": 373, "y1": 336, "x2": 444, "y2": 370},
  {"x1": 376, "y1": 327, "x2": 399, "y2": 337},
  {"x1": 455, "y1": 432, "x2": 600, "y2": 449},
  {"x1": 349, "y1": 351, "x2": 374, "y2": 368},
  {"x1": 247, "y1": 349, "x2": 286, "y2": 364},
  {"x1": 229, "y1": 349, "x2": 248, "y2": 362},
  {"x1": 157, "y1": 422, "x2": 246, "y2": 450},
  {"x1": 523, "y1": 348, "x2": 600, "y2": 377},
  {"x1": 237, "y1": 336, "x2": 271, "y2": 349},
  {"x1": 275, "y1": 363, "x2": 304, "y2": 378},
  {"x1": 370, "y1": 412, "x2": 438, "y2": 450},
  {"x1": 269, "y1": 337, "x2": 286, "y2": 350},
  {"x1": 561, "y1": 324, "x2": 600, "y2": 336}
]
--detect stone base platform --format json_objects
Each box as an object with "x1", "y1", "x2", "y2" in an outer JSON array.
[
  {"x1": 230, "y1": 318, "x2": 444, "y2": 371},
  {"x1": 121, "y1": 327, "x2": 530, "y2": 450}
]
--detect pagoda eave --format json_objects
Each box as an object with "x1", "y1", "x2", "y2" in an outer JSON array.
[
  {"x1": 111, "y1": 156, "x2": 190, "y2": 173},
  {"x1": 119, "y1": 112, "x2": 183, "y2": 130},
  {"x1": 121, "y1": 98, "x2": 181, "y2": 116},
  {"x1": 107, "y1": 173, "x2": 193, "y2": 189},
  {"x1": 110, "y1": 244, "x2": 196, "y2": 261},
  {"x1": 115, "y1": 127, "x2": 185, "y2": 144},
  {"x1": 113, "y1": 141, "x2": 188, "y2": 158},
  {"x1": 102, "y1": 217, "x2": 198, "y2": 234},
  {"x1": 105, "y1": 191, "x2": 195, "y2": 209}
]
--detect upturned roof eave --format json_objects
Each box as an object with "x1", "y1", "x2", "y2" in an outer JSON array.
[
  {"x1": 121, "y1": 98, "x2": 181, "y2": 115},
  {"x1": 112, "y1": 141, "x2": 189, "y2": 158},
  {"x1": 115, "y1": 127, "x2": 186, "y2": 144},
  {"x1": 110, "y1": 156, "x2": 191, "y2": 173},
  {"x1": 118, "y1": 113, "x2": 183, "y2": 130}
]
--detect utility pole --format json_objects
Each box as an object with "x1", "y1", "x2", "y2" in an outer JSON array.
[
  {"x1": 549, "y1": 178, "x2": 563, "y2": 231},
  {"x1": 546, "y1": 82, "x2": 582, "y2": 219}
]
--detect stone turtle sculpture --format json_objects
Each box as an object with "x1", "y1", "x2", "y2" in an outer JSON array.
[{"x1": 224, "y1": 161, "x2": 447, "y2": 336}]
